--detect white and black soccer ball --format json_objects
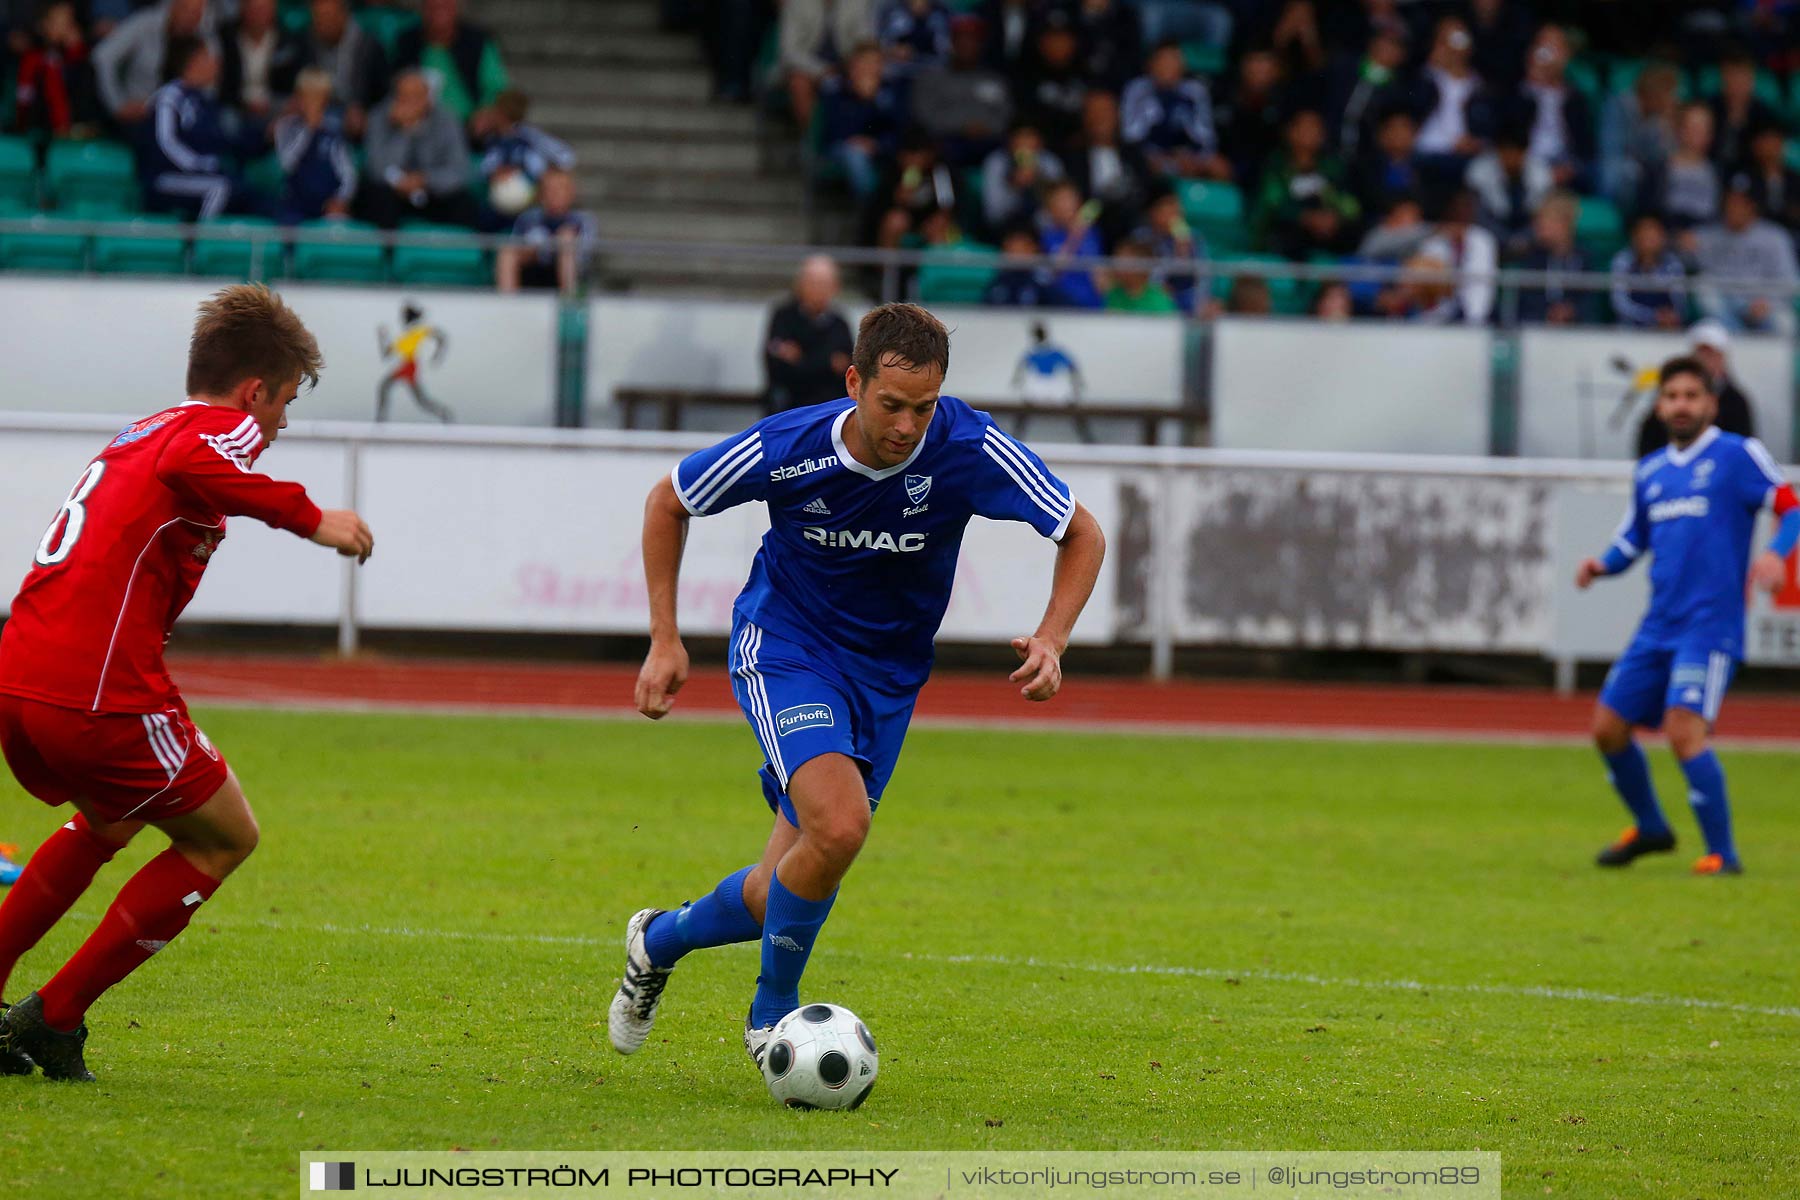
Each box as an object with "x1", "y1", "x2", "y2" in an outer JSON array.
[
  {"x1": 761, "y1": 1003, "x2": 878, "y2": 1110},
  {"x1": 488, "y1": 170, "x2": 537, "y2": 216}
]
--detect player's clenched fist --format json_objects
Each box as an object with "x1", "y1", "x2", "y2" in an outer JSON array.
[
  {"x1": 1575, "y1": 558, "x2": 1605, "y2": 590},
  {"x1": 636, "y1": 639, "x2": 689, "y2": 719},
  {"x1": 1009, "y1": 635, "x2": 1063, "y2": 702},
  {"x1": 310, "y1": 509, "x2": 374, "y2": 563}
]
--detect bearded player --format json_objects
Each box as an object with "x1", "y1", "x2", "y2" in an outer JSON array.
[
  {"x1": 0, "y1": 285, "x2": 374, "y2": 1081},
  {"x1": 605, "y1": 303, "x2": 1106, "y2": 1075},
  {"x1": 1579, "y1": 356, "x2": 1798, "y2": 876}
]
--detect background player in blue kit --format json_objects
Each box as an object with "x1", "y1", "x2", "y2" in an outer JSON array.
[
  {"x1": 1578, "y1": 356, "x2": 1800, "y2": 876},
  {"x1": 606, "y1": 304, "x2": 1106, "y2": 1070}
]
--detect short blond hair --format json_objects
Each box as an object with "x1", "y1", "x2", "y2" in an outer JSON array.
[{"x1": 187, "y1": 285, "x2": 323, "y2": 395}]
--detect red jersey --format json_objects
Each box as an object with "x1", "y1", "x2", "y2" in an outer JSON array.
[{"x1": 0, "y1": 402, "x2": 322, "y2": 714}]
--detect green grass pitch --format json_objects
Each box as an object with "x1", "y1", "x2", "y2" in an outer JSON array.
[{"x1": 1, "y1": 709, "x2": 1796, "y2": 1197}]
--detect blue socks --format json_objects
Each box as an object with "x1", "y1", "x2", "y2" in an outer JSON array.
[
  {"x1": 1602, "y1": 742, "x2": 1671, "y2": 838},
  {"x1": 643, "y1": 865, "x2": 761, "y2": 970},
  {"x1": 1679, "y1": 750, "x2": 1738, "y2": 865},
  {"x1": 750, "y1": 873, "x2": 837, "y2": 1028}
]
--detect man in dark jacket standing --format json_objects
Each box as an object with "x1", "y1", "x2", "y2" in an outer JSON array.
[{"x1": 763, "y1": 256, "x2": 855, "y2": 414}]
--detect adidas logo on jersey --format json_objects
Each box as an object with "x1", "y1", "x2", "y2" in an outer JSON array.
[
  {"x1": 803, "y1": 527, "x2": 926, "y2": 553},
  {"x1": 802, "y1": 497, "x2": 831, "y2": 515}
]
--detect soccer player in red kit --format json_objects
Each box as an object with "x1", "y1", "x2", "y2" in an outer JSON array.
[{"x1": 0, "y1": 285, "x2": 374, "y2": 1081}]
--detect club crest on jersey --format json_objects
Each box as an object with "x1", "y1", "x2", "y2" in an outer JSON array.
[
  {"x1": 109, "y1": 412, "x2": 177, "y2": 448},
  {"x1": 905, "y1": 474, "x2": 932, "y2": 504},
  {"x1": 1693, "y1": 459, "x2": 1716, "y2": 488},
  {"x1": 190, "y1": 531, "x2": 224, "y2": 562}
]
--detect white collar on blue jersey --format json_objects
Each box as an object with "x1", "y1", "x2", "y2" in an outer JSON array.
[
  {"x1": 1663, "y1": 424, "x2": 1720, "y2": 467},
  {"x1": 831, "y1": 406, "x2": 931, "y2": 480}
]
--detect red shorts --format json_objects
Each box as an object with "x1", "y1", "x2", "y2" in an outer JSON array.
[{"x1": 0, "y1": 694, "x2": 228, "y2": 824}]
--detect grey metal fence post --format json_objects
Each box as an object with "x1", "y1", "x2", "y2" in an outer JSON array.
[
  {"x1": 337, "y1": 439, "x2": 362, "y2": 657},
  {"x1": 1150, "y1": 458, "x2": 1178, "y2": 680}
]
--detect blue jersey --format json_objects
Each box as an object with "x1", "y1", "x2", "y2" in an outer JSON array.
[
  {"x1": 673, "y1": 396, "x2": 1075, "y2": 689},
  {"x1": 1607, "y1": 427, "x2": 1790, "y2": 654}
]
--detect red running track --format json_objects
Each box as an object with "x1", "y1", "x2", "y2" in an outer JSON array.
[{"x1": 169, "y1": 654, "x2": 1800, "y2": 746}]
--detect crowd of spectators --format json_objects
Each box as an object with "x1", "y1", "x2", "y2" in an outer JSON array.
[
  {"x1": 2, "y1": 0, "x2": 597, "y2": 290},
  {"x1": 740, "y1": 0, "x2": 1800, "y2": 330}
]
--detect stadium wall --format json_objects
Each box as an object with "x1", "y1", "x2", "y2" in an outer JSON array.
[{"x1": 4, "y1": 417, "x2": 1795, "y2": 674}]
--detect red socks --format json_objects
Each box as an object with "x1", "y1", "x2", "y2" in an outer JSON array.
[
  {"x1": 0, "y1": 816, "x2": 121, "y2": 1000},
  {"x1": 37, "y1": 849, "x2": 218, "y2": 1031}
]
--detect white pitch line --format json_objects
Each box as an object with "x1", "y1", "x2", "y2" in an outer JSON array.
[
  {"x1": 179, "y1": 694, "x2": 1800, "y2": 753},
  {"x1": 211, "y1": 917, "x2": 1800, "y2": 1022}
]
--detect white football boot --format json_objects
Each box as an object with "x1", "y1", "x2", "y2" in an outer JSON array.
[{"x1": 607, "y1": 908, "x2": 672, "y2": 1055}]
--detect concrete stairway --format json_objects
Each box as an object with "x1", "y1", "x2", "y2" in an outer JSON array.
[{"x1": 467, "y1": 0, "x2": 822, "y2": 296}]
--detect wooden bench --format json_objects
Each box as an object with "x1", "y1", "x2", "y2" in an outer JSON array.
[{"x1": 613, "y1": 388, "x2": 1196, "y2": 445}]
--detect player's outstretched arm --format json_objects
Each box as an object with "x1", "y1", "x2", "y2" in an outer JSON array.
[
  {"x1": 309, "y1": 509, "x2": 375, "y2": 563},
  {"x1": 1010, "y1": 501, "x2": 1105, "y2": 702},
  {"x1": 636, "y1": 474, "x2": 692, "y2": 719}
]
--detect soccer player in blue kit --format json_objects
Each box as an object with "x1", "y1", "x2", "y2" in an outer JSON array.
[
  {"x1": 606, "y1": 304, "x2": 1106, "y2": 1069},
  {"x1": 1579, "y1": 357, "x2": 1799, "y2": 876}
]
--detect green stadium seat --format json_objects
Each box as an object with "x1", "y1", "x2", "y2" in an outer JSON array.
[
  {"x1": 392, "y1": 222, "x2": 489, "y2": 286},
  {"x1": 245, "y1": 152, "x2": 286, "y2": 200},
  {"x1": 291, "y1": 218, "x2": 386, "y2": 281},
  {"x1": 93, "y1": 214, "x2": 187, "y2": 275},
  {"x1": 279, "y1": 2, "x2": 310, "y2": 34},
  {"x1": 1181, "y1": 40, "x2": 1226, "y2": 77},
  {"x1": 1576, "y1": 196, "x2": 1625, "y2": 261},
  {"x1": 46, "y1": 139, "x2": 137, "y2": 212},
  {"x1": 0, "y1": 135, "x2": 36, "y2": 209},
  {"x1": 60, "y1": 190, "x2": 141, "y2": 217},
  {"x1": 0, "y1": 213, "x2": 90, "y2": 272},
  {"x1": 356, "y1": 7, "x2": 420, "y2": 57},
  {"x1": 1693, "y1": 63, "x2": 1786, "y2": 108},
  {"x1": 1565, "y1": 55, "x2": 1605, "y2": 104},
  {"x1": 191, "y1": 216, "x2": 285, "y2": 279},
  {"x1": 1175, "y1": 179, "x2": 1245, "y2": 251},
  {"x1": 1210, "y1": 252, "x2": 1303, "y2": 314},
  {"x1": 915, "y1": 242, "x2": 999, "y2": 305}
]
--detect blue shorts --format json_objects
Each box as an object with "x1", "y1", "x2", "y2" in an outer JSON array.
[
  {"x1": 1599, "y1": 632, "x2": 1739, "y2": 730},
  {"x1": 728, "y1": 617, "x2": 920, "y2": 827}
]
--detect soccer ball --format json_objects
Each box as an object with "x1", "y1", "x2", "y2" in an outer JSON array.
[
  {"x1": 761, "y1": 1003, "x2": 879, "y2": 1110},
  {"x1": 489, "y1": 170, "x2": 537, "y2": 216}
]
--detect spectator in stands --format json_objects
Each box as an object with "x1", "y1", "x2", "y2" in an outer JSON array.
[
  {"x1": 975, "y1": 0, "x2": 1032, "y2": 75},
  {"x1": 1225, "y1": 273, "x2": 1273, "y2": 315},
  {"x1": 1036, "y1": 179, "x2": 1106, "y2": 308},
  {"x1": 273, "y1": 67, "x2": 355, "y2": 223},
  {"x1": 137, "y1": 36, "x2": 269, "y2": 220},
  {"x1": 358, "y1": 68, "x2": 477, "y2": 228},
  {"x1": 1356, "y1": 193, "x2": 1433, "y2": 264},
  {"x1": 763, "y1": 254, "x2": 855, "y2": 413},
  {"x1": 1377, "y1": 251, "x2": 1461, "y2": 322},
  {"x1": 1063, "y1": 89, "x2": 1153, "y2": 245},
  {"x1": 1466, "y1": 123, "x2": 1552, "y2": 255},
  {"x1": 1217, "y1": 48, "x2": 1291, "y2": 189},
  {"x1": 820, "y1": 42, "x2": 903, "y2": 202},
  {"x1": 1609, "y1": 212, "x2": 1688, "y2": 329},
  {"x1": 1513, "y1": 190, "x2": 1591, "y2": 325},
  {"x1": 478, "y1": 89, "x2": 575, "y2": 228},
  {"x1": 1252, "y1": 108, "x2": 1360, "y2": 260},
  {"x1": 1708, "y1": 47, "x2": 1781, "y2": 175},
  {"x1": 394, "y1": 0, "x2": 508, "y2": 140},
  {"x1": 1121, "y1": 41, "x2": 1230, "y2": 182},
  {"x1": 10, "y1": 1, "x2": 101, "y2": 138},
  {"x1": 1311, "y1": 279, "x2": 1354, "y2": 320},
  {"x1": 1599, "y1": 61, "x2": 1679, "y2": 213},
  {"x1": 984, "y1": 225, "x2": 1067, "y2": 307},
  {"x1": 92, "y1": 0, "x2": 215, "y2": 127},
  {"x1": 876, "y1": 0, "x2": 950, "y2": 71},
  {"x1": 1263, "y1": 0, "x2": 1325, "y2": 82},
  {"x1": 1513, "y1": 24, "x2": 1591, "y2": 193},
  {"x1": 1103, "y1": 239, "x2": 1179, "y2": 313},
  {"x1": 1645, "y1": 103, "x2": 1721, "y2": 234},
  {"x1": 1351, "y1": 106, "x2": 1425, "y2": 220},
  {"x1": 1011, "y1": 11, "x2": 1085, "y2": 151},
  {"x1": 910, "y1": 14, "x2": 1011, "y2": 166},
  {"x1": 496, "y1": 167, "x2": 598, "y2": 293},
  {"x1": 1412, "y1": 16, "x2": 1493, "y2": 192},
  {"x1": 868, "y1": 128, "x2": 958, "y2": 247},
  {"x1": 780, "y1": 0, "x2": 876, "y2": 131},
  {"x1": 219, "y1": 0, "x2": 303, "y2": 119},
  {"x1": 695, "y1": 0, "x2": 771, "y2": 103},
  {"x1": 1634, "y1": 319, "x2": 1757, "y2": 455},
  {"x1": 981, "y1": 123, "x2": 1063, "y2": 234},
  {"x1": 1418, "y1": 187, "x2": 1498, "y2": 324},
  {"x1": 1694, "y1": 179, "x2": 1799, "y2": 335},
  {"x1": 1322, "y1": 25, "x2": 1410, "y2": 162},
  {"x1": 1070, "y1": 0, "x2": 1142, "y2": 92},
  {"x1": 1741, "y1": 122, "x2": 1800, "y2": 233},
  {"x1": 295, "y1": 0, "x2": 388, "y2": 139},
  {"x1": 1132, "y1": 185, "x2": 1207, "y2": 312},
  {"x1": 1465, "y1": 0, "x2": 1535, "y2": 93}
]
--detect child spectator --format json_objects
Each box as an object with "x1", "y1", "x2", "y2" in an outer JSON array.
[
  {"x1": 294, "y1": 0, "x2": 390, "y2": 140},
  {"x1": 11, "y1": 1, "x2": 101, "y2": 138},
  {"x1": 1036, "y1": 179, "x2": 1107, "y2": 308},
  {"x1": 273, "y1": 67, "x2": 356, "y2": 222},
  {"x1": 980, "y1": 123, "x2": 1064, "y2": 234},
  {"x1": 984, "y1": 225, "x2": 1067, "y2": 307},
  {"x1": 478, "y1": 89, "x2": 576, "y2": 229},
  {"x1": 779, "y1": 0, "x2": 876, "y2": 130},
  {"x1": 497, "y1": 168, "x2": 598, "y2": 293},
  {"x1": 1609, "y1": 212, "x2": 1688, "y2": 329},
  {"x1": 1121, "y1": 40, "x2": 1230, "y2": 182},
  {"x1": 1132, "y1": 186, "x2": 1207, "y2": 312},
  {"x1": 1103, "y1": 239, "x2": 1179, "y2": 313},
  {"x1": 868, "y1": 129, "x2": 957, "y2": 248},
  {"x1": 1513, "y1": 190, "x2": 1590, "y2": 325},
  {"x1": 819, "y1": 43, "x2": 904, "y2": 202}
]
